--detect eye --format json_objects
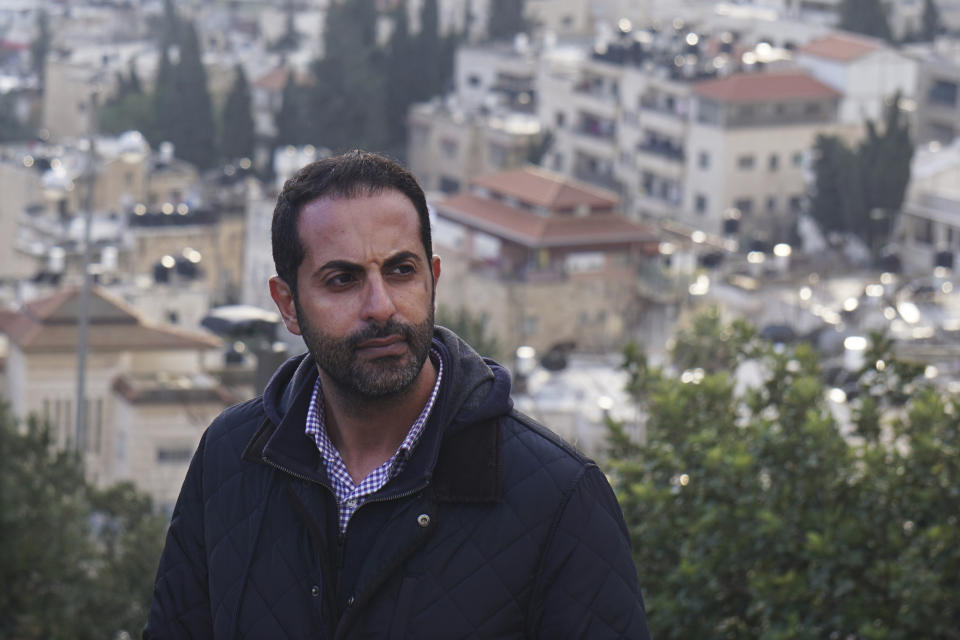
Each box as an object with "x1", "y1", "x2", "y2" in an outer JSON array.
[
  {"x1": 389, "y1": 263, "x2": 416, "y2": 277},
  {"x1": 326, "y1": 273, "x2": 356, "y2": 288}
]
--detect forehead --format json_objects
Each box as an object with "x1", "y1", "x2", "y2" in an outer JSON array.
[{"x1": 296, "y1": 189, "x2": 423, "y2": 262}]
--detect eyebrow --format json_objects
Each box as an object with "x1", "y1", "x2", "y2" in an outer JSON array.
[{"x1": 317, "y1": 251, "x2": 423, "y2": 275}]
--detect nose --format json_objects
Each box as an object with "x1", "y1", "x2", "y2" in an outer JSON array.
[{"x1": 361, "y1": 273, "x2": 397, "y2": 324}]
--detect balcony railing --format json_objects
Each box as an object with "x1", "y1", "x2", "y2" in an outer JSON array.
[{"x1": 637, "y1": 142, "x2": 685, "y2": 162}]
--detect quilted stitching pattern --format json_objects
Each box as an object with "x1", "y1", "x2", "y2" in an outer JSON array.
[{"x1": 145, "y1": 378, "x2": 650, "y2": 640}]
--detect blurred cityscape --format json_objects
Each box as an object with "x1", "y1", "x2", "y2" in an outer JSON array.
[{"x1": 0, "y1": 0, "x2": 958, "y2": 518}]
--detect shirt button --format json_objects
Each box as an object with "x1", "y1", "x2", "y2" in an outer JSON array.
[
  {"x1": 311, "y1": 585, "x2": 320, "y2": 597},
  {"x1": 346, "y1": 595, "x2": 355, "y2": 606},
  {"x1": 417, "y1": 513, "x2": 431, "y2": 528},
  {"x1": 345, "y1": 498, "x2": 358, "y2": 509}
]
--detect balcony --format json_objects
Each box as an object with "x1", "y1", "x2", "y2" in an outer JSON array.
[
  {"x1": 569, "y1": 130, "x2": 618, "y2": 162},
  {"x1": 635, "y1": 151, "x2": 686, "y2": 181},
  {"x1": 570, "y1": 86, "x2": 619, "y2": 121},
  {"x1": 638, "y1": 107, "x2": 688, "y2": 139}
]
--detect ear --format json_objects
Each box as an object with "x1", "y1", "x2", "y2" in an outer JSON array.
[
  {"x1": 269, "y1": 276, "x2": 302, "y2": 336},
  {"x1": 431, "y1": 254, "x2": 441, "y2": 289}
]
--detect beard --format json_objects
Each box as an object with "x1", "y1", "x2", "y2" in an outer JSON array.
[{"x1": 296, "y1": 302, "x2": 435, "y2": 400}]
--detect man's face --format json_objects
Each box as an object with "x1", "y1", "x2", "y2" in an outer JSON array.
[{"x1": 271, "y1": 189, "x2": 440, "y2": 400}]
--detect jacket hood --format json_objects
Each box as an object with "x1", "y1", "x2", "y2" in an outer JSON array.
[{"x1": 260, "y1": 325, "x2": 513, "y2": 432}]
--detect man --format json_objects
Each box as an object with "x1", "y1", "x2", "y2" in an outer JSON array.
[{"x1": 144, "y1": 151, "x2": 651, "y2": 639}]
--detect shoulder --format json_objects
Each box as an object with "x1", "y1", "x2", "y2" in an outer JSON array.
[
  {"x1": 194, "y1": 396, "x2": 268, "y2": 482},
  {"x1": 205, "y1": 396, "x2": 266, "y2": 446},
  {"x1": 498, "y1": 408, "x2": 600, "y2": 501}
]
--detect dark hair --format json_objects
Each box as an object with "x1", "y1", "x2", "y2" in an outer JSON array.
[{"x1": 271, "y1": 150, "x2": 432, "y2": 298}]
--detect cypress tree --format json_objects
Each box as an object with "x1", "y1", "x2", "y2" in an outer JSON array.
[
  {"x1": 30, "y1": 9, "x2": 51, "y2": 89},
  {"x1": 309, "y1": 0, "x2": 387, "y2": 152},
  {"x1": 385, "y1": 3, "x2": 417, "y2": 151},
  {"x1": 274, "y1": 72, "x2": 311, "y2": 148},
  {"x1": 922, "y1": 0, "x2": 942, "y2": 41},
  {"x1": 149, "y1": 44, "x2": 179, "y2": 147},
  {"x1": 839, "y1": 0, "x2": 892, "y2": 42},
  {"x1": 858, "y1": 93, "x2": 913, "y2": 248},
  {"x1": 808, "y1": 134, "x2": 865, "y2": 236},
  {"x1": 414, "y1": 0, "x2": 441, "y2": 101},
  {"x1": 219, "y1": 64, "x2": 255, "y2": 162},
  {"x1": 808, "y1": 94, "x2": 913, "y2": 253},
  {"x1": 127, "y1": 60, "x2": 143, "y2": 95},
  {"x1": 487, "y1": 0, "x2": 527, "y2": 42},
  {"x1": 172, "y1": 20, "x2": 217, "y2": 169}
]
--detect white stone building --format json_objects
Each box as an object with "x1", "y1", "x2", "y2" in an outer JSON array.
[
  {"x1": 0, "y1": 286, "x2": 227, "y2": 510},
  {"x1": 794, "y1": 31, "x2": 918, "y2": 125}
]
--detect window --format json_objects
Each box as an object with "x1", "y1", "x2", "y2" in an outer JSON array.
[
  {"x1": 555, "y1": 111, "x2": 566, "y2": 128},
  {"x1": 467, "y1": 74, "x2": 482, "y2": 87},
  {"x1": 157, "y1": 447, "x2": 194, "y2": 463},
  {"x1": 698, "y1": 151, "x2": 710, "y2": 169},
  {"x1": 930, "y1": 122, "x2": 956, "y2": 142},
  {"x1": 523, "y1": 315, "x2": 538, "y2": 336},
  {"x1": 409, "y1": 123, "x2": 429, "y2": 146},
  {"x1": 438, "y1": 175, "x2": 461, "y2": 194},
  {"x1": 440, "y1": 138, "x2": 458, "y2": 158},
  {"x1": 734, "y1": 198, "x2": 753, "y2": 215},
  {"x1": 805, "y1": 102, "x2": 822, "y2": 115},
  {"x1": 768, "y1": 154, "x2": 779, "y2": 171},
  {"x1": 695, "y1": 193, "x2": 708, "y2": 215},
  {"x1": 566, "y1": 251, "x2": 606, "y2": 273},
  {"x1": 737, "y1": 154, "x2": 755, "y2": 170},
  {"x1": 488, "y1": 143, "x2": 508, "y2": 167},
  {"x1": 792, "y1": 151, "x2": 804, "y2": 167},
  {"x1": 642, "y1": 171, "x2": 655, "y2": 195},
  {"x1": 915, "y1": 218, "x2": 934, "y2": 244},
  {"x1": 929, "y1": 79, "x2": 959, "y2": 107},
  {"x1": 789, "y1": 195, "x2": 804, "y2": 214},
  {"x1": 766, "y1": 196, "x2": 777, "y2": 212}
]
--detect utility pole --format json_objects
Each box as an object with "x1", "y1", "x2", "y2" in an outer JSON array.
[{"x1": 75, "y1": 90, "x2": 98, "y2": 452}]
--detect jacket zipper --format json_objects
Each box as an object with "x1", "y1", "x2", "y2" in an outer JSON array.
[{"x1": 262, "y1": 455, "x2": 334, "y2": 491}]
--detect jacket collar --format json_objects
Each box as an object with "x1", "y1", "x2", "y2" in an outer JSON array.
[{"x1": 243, "y1": 331, "x2": 505, "y2": 503}]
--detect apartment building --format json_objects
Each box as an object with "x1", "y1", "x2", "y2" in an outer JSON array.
[
  {"x1": 541, "y1": 56, "x2": 623, "y2": 192},
  {"x1": 0, "y1": 286, "x2": 226, "y2": 510},
  {"x1": 407, "y1": 101, "x2": 543, "y2": 194},
  {"x1": 896, "y1": 138, "x2": 960, "y2": 274},
  {"x1": 683, "y1": 70, "x2": 844, "y2": 238},
  {"x1": 910, "y1": 39, "x2": 960, "y2": 144},
  {"x1": 618, "y1": 68, "x2": 693, "y2": 221},
  {"x1": 407, "y1": 43, "x2": 543, "y2": 194}
]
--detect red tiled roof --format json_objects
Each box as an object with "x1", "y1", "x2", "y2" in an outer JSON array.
[
  {"x1": 0, "y1": 286, "x2": 221, "y2": 353},
  {"x1": 798, "y1": 32, "x2": 884, "y2": 62},
  {"x1": 435, "y1": 193, "x2": 657, "y2": 248},
  {"x1": 469, "y1": 166, "x2": 619, "y2": 212},
  {"x1": 693, "y1": 71, "x2": 840, "y2": 103}
]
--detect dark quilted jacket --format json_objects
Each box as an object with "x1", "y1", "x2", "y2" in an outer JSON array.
[{"x1": 144, "y1": 327, "x2": 651, "y2": 639}]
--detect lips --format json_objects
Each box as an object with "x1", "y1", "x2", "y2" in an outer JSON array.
[{"x1": 355, "y1": 335, "x2": 407, "y2": 358}]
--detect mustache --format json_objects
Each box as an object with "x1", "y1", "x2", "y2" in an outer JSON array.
[{"x1": 346, "y1": 319, "x2": 413, "y2": 349}]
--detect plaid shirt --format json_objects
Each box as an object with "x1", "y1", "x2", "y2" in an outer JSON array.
[{"x1": 306, "y1": 349, "x2": 442, "y2": 533}]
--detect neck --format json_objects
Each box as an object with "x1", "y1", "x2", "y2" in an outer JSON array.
[{"x1": 320, "y1": 356, "x2": 437, "y2": 483}]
